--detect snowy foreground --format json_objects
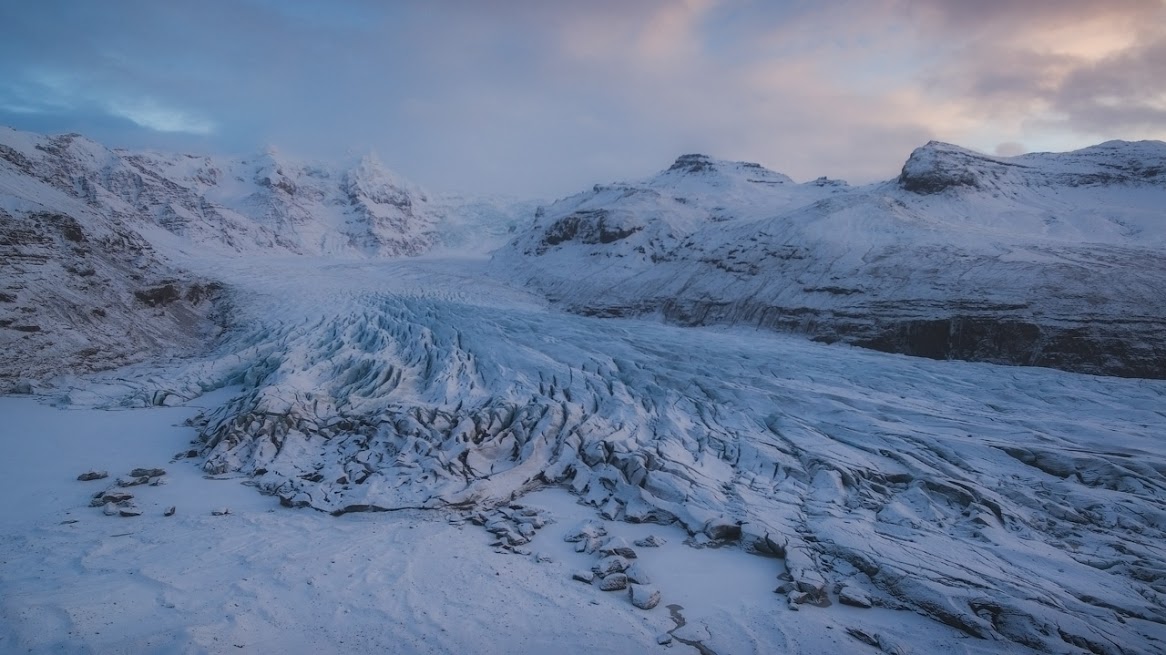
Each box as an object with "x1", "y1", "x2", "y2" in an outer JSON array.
[{"x1": 3, "y1": 254, "x2": 1166, "y2": 654}]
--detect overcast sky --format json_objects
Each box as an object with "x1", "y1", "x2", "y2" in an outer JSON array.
[{"x1": 2, "y1": 0, "x2": 1164, "y2": 197}]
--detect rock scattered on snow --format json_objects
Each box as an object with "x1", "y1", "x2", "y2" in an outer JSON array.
[
  {"x1": 598, "y1": 536, "x2": 637, "y2": 559},
  {"x1": 91, "y1": 490, "x2": 133, "y2": 507},
  {"x1": 624, "y1": 562, "x2": 652, "y2": 585},
  {"x1": 655, "y1": 633, "x2": 672, "y2": 645},
  {"x1": 592, "y1": 555, "x2": 630, "y2": 576},
  {"x1": 118, "y1": 505, "x2": 143, "y2": 517},
  {"x1": 101, "y1": 502, "x2": 119, "y2": 516},
  {"x1": 116, "y1": 476, "x2": 151, "y2": 487},
  {"x1": 598, "y1": 573, "x2": 628, "y2": 591},
  {"x1": 572, "y1": 570, "x2": 595, "y2": 584},
  {"x1": 211, "y1": 507, "x2": 231, "y2": 516},
  {"x1": 130, "y1": 467, "x2": 166, "y2": 478},
  {"x1": 633, "y1": 535, "x2": 665, "y2": 548},
  {"x1": 574, "y1": 536, "x2": 603, "y2": 554},
  {"x1": 476, "y1": 504, "x2": 553, "y2": 554},
  {"x1": 628, "y1": 584, "x2": 661, "y2": 610},
  {"x1": 599, "y1": 498, "x2": 620, "y2": 520},
  {"x1": 164, "y1": 506, "x2": 176, "y2": 517},
  {"x1": 76, "y1": 470, "x2": 108, "y2": 481},
  {"x1": 563, "y1": 520, "x2": 607, "y2": 543}
]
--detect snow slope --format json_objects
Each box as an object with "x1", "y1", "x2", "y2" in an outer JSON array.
[{"x1": 494, "y1": 146, "x2": 1166, "y2": 377}]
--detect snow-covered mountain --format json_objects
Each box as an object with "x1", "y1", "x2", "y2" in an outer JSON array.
[
  {"x1": 0, "y1": 127, "x2": 535, "y2": 385},
  {"x1": 494, "y1": 144, "x2": 1166, "y2": 378}
]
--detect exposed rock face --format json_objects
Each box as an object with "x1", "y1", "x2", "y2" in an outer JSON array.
[
  {"x1": 495, "y1": 140, "x2": 1166, "y2": 378},
  {"x1": 0, "y1": 207, "x2": 225, "y2": 385}
]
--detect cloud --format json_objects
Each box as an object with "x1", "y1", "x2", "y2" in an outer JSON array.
[
  {"x1": 906, "y1": 0, "x2": 1166, "y2": 145},
  {"x1": 104, "y1": 98, "x2": 216, "y2": 135},
  {"x1": 995, "y1": 142, "x2": 1027, "y2": 157},
  {"x1": 0, "y1": 1, "x2": 1162, "y2": 197}
]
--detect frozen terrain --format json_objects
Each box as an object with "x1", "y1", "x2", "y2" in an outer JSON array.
[
  {"x1": 2, "y1": 128, "x2": 1166, "y2": 653},
  {"x1": 12, "y1": 251, "x2": 1162, "y2": 654}
]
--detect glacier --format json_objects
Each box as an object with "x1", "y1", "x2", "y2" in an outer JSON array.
[{"x1": 2, "y1": 127, "x2": 1166, "y2": 654}]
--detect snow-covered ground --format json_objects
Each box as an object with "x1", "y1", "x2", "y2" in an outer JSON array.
[
  {"x1": 0, "y1": 392, "x2": 1054, "y2": 655},
  {"x1": 5, "y1": 252, "x2": 1163, "y2": 654}
]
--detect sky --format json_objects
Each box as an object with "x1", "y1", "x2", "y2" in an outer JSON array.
[{"x1": 1, "y1": 0, "x2": 1164, "y2": 198}]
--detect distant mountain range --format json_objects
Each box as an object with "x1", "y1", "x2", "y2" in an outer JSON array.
[{"x1": 495, "y1": 142, "x2": 1166, "y2": 378}]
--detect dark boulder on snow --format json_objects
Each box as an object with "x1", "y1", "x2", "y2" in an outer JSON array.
[
  {"x1": 599, "y1": 573, "x2": 628, "y2": 591},
  {"x1": 629, "y1": 584, "x2": 661, "y2": 610},
  {"x1": 130, "y1": 467, "x2": 166, "y2": 478}
]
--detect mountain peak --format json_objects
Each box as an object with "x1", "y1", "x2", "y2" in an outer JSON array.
[
  {"x1": 656, "y1": 154, "x2": 793, "y2": 186},
  {"x1": 668, "y1": 153, "x2": 716, "y2": 174}
]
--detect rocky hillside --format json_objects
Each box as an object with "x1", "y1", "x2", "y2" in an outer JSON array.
[
  {"x1": 494, "y1": 145, "x2": 1166, "y2": 378},
  {"x1": 0, "y1": 205, "x2": 224, "y2": 389}
]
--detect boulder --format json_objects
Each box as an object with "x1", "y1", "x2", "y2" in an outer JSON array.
[
  {"x1": 130, "y1": 467, "x2": 166, "y2": 478},
  {"x1": 116, "y1": 476, "x2": 150, "y2": 487},
  {"x1": 91, "y1": 490, "x2": 133, "y2": 506},
  {"x1": 572, "y1": 570, "x2": 595, "y2": 584},
  {"x1": 599, "y1": 536, "x2": 637, "y2": 559},
  {"x1": 118, "y1": 505, "x2": 143, "y2": 517},
  {"x1": 563, "y1": 521, "x2": 607, "y2": 543},
  {"x1": 164, "y1": 506, "x2": 176, "y2": 517},
  {"x1": 599, "y1": 573, "x2": 628, "y2": 591},
  {"x1": 77, "y1": 470, "x2": 108, "y2": 482},
  {"x1": 634, "y1": 534, "x2": 666, "y2": 548},
  {"x1": 629, "y1": 584, "x2": 661, "y2": 610},
  {"x1": 593, "y1": 555, "x2": 630, "y2": 576},
  {"x1": 624, "y1": 562, "x2": 652, "y2": 585}
]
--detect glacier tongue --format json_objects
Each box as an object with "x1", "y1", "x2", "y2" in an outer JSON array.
[{"x1": 67, "y1": 256, "x2": 1166, "y2": 654}]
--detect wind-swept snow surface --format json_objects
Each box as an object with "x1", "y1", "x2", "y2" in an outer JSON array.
[{"x1": 53, "y1": 255, "x2": 1166, "y2": 655}]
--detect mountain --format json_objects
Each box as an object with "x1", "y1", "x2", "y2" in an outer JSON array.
[
  {"x1": 0, "y1": 127, "x2": 535, "y2": 386},
  {"x1": 494, "y1": 144, "x2": 1166, "y2": 378}
]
